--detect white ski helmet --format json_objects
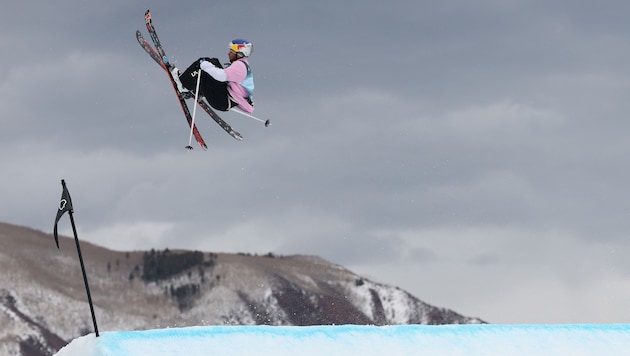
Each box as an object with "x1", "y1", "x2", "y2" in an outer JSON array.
[{"x1": 229, "y1": 39, "x2": 253, "y2": 57}]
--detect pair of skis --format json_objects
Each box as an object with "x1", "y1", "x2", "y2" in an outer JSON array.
[{"x1": 137, "y1": 9, "x2": 242, "y2": 150}]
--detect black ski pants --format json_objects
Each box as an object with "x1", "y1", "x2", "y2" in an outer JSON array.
[{"x1": 180, "y1": 58, "x2": 235, "y2": 112}]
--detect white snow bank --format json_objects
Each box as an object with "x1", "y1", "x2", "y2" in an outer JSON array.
[{"x1": 55, "y1": 324, "x2": 630, "y2": 356}]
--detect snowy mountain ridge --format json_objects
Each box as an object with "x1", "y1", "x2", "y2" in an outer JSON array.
[{"x1": 0, "y1": 222, "x2": 484, "y2": 356}]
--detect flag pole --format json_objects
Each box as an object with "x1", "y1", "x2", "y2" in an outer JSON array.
[{"x1": 60, "y1": 180, "x2": 100, "y2": 337}]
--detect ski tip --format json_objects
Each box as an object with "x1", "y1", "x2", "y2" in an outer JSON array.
[{"x1": 231, "y1": 131, "x2": 244, "y2": 141}]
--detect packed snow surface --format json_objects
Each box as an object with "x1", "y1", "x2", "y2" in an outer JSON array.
[{"x1": 55, "y1": 324, "x2": 630, "y2": 355}]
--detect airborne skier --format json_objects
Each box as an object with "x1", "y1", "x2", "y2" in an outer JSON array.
[
  {"x1": 137, "y1": 10, "x2": 246, "y2": 148},
  {"x1": 172, "y1": 40, "x2": 255, "y2": 115}
]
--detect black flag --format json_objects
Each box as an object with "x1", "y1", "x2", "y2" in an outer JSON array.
[
  {"x1": 50, "y1": 179, "x2": 100, "y2": 336},
  {"x1": 53, "y1": 179, "x2": 73, "y2": 248}
]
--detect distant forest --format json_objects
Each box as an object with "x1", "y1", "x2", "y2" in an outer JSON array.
[{"x1": 141, "y1": 248, "x2": 216, "y2": 282}]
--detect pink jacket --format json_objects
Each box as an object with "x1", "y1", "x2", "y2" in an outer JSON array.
[{"x1": 200, "y1": 59, "x2": 254, "y2": 113}]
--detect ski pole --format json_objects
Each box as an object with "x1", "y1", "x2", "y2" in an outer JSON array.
[
  {"x1": 186, "y1": 70, "x2": 203, "y2": 150},
  {"x1": 230, "y1": 107, "x2": 271, "y2": 127}
]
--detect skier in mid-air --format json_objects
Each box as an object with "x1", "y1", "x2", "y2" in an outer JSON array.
[{"x1": 171, "y1": 39, "x2": 255, "y2": 115}]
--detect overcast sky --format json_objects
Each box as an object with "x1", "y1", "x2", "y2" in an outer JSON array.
[{"x1": 2, "y1": 0, "x2": 630, "y2": 324}]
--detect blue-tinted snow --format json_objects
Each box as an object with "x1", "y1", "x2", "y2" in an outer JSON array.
[{"x1": 55, "y1": 324, "x2": 630, "y2": 356}]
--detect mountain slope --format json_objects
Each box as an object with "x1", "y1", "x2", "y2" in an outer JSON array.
[{"x1": 0, "y1": 222, "x2": 484, "y2": 355}]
